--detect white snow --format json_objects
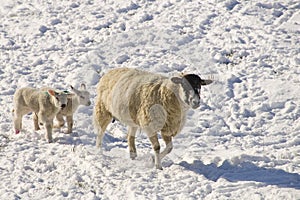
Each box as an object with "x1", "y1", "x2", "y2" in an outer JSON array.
[{"x1": 0, "y1": 0, "x2": 299, "y2": 199}]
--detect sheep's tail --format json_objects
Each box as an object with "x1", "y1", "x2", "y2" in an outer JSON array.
[{"x1": 92, "y1": 106, "x2": 113, "y2": 134}]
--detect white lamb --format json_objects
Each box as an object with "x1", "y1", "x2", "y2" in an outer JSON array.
[
  {"x1": 54, "y1": 84, "x2": 91, "y2": 134},
  {"x1": 94, "y1": 67, "x2": 213, "y2": 169},
  {"x1": 13, "y1": 87, "x2": 74, "y2": 143}
]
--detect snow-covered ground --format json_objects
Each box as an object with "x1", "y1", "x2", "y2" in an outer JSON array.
[{"x1": 0, "y1": 0, "x2": 299, "y2": 199}]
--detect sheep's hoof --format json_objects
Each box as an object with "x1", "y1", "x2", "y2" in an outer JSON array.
[
  {"x1": 54, "y1": 124, "x2": 64, "y2": 128},
  {"x1": 156, "y1": 165, "x2": 163, "y2": 170},
  {"x1": 130, "y1": 152, "x2": 137, "y2": 160},
  {"x1": 150, "y1": 155, "x2": 163, "y2": 170}
]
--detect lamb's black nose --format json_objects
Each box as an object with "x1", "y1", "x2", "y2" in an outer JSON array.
[{"x1": 61, "y1": 104, "x2": 66, "y2": 108}]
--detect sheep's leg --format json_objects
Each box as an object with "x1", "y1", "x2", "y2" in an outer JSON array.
[
  {"x1": 33, "y1": 113, "x2": 40, "y2": 130},
  {"x1": 94, "y1": 101, "x2": 114, "y2": 148},
  {"x1": 95, "y1": 117, "x2": 111, "y2": 148},
  {"x1": 66, "y1": 115, "x2": 73, "y2": 134},
  {"x1": 44, "y1": 120, "x2": 54, "y2": 143},
  {"x1": 39, "y1": 111, "x2": 54, "y2": 143},
  {"x1": 127, "y1": 126, "x2": 138, "y2": 159},
  {"x1": 55, "y1": 113, "x2": 65, "y2": 128},
  {"x1": 149, "y1": 134, "x2": 162, "y2": 170},
  {"x1": 159, "y1": 134, "x2": 173, "y2": 160},
  {"x1": 95, "y1": 117, "x2": 111, "y2": 147},
  {"x1": 13, "y1": 113, "x2": 23, "y2": 134}
]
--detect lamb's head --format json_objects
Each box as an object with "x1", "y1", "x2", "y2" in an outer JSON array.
[
  {"x1": 171, "y1": 74, "x2": 213, "y2": 109},
  {"x1": 70, "y1": 84, "x2": 91, "y2": 106},
  {"x1": 48, "y1": 90, "x2": 74, "y2": 109}
]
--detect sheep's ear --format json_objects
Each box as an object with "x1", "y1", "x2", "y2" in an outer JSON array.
[
  {"x1": 80, "y1": 83, "x2": 86, "y2": 90},
  {"x1": 200, "y1": 79, "x2": 213, "y2": 86},
  {"x1": 48, "y1": 90, "x2": 56, "y2": 96},
  {"x1": 171, "y1": 77, "x2": 182, "y2": 84},
  {"x1": 70, "y1": 85, "x2": 79, "y2": 94}
]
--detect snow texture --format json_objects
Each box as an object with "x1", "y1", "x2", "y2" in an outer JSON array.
[{"x1": 0, "y1": 0, "x2": 299, "y2": 199}]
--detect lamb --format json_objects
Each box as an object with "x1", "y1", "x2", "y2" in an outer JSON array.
[
  {"x1": 13, "y1": 87, "x2": 74, "y2": 143},
  {"x1": 54, "y1": 84, "x2": 91, "y2": 134},
  {"x1": 93, "y1": 67, "x2": 213, "y2": 169}
]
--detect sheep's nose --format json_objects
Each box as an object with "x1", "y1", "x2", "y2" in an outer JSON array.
[
  {"x1": 61, "y1": 104, "x2": 66, "y2": 108},
  {"x1": 191, "y1": 99, "x2": 200, "y2": 109},
  {"x1": 87, "y1": 101, "x2": 91, "y2": 106}
]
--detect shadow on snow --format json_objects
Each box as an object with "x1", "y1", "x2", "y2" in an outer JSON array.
[{"x1": 180, "y1": 160, "x2": 300, "y2": 190}]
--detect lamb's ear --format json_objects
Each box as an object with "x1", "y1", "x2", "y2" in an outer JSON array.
[
  {"x1": 80, "y1": 83, "x2": 86, "y2": 90},
  {"x1": 200, "y1": 79, "x2": 213, "y2": 86},
  {"x1": 70, "y1": 85, "x2": 79, "y2": 94},
  {"x1": 48, "y1": 89, "x2": 56, "y2": 96},
  {"x1": 171, "y1": 77, "x2": 183, "y2": 84}
]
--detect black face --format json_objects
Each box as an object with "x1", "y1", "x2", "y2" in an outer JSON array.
[
  {"x1": 183, "y1": 74, "x2": 202, "y2": 95},
  {"x1": 171, "y1": 73, "x2": 212, "y2": 109}
]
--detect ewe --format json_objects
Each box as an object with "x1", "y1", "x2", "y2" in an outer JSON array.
[
  {"x1": 94, "y1": 68, "x2": 212, "y2": 169},
  {"x1": 13, "y1": 87, "x2": 73, "y2": 143}
]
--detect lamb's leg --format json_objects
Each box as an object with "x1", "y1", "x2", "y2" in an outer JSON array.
[
  {"x1": 33, "y1": 113, "x2": 40, "y2": 130},
  {"x1": 13, "y1": 113, "x2": 23, "y2": 134},
  {"x1": 55, "y1": 113, "x2": 65, "y2": 128},
  {"x1": 66, "y1": 115, "x2": 73, "y2": 134},
  {"x1": 127, "y1": 126, "x2": 138, "y2": 159},
  {"x1": 44, "y1": 120, "x2": 54, "y2": 143},
  {"x1": 159, "y1": 134, "x2": 173, "y2": 160},
  {"x1": 39, "y1": 111, "x2": 54, "y2": 143},
  {"x1": 149, "y1": 134, "x2": 162, "y2": 170}
]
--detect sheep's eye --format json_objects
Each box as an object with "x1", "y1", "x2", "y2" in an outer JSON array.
[
  {"x1": 193, "y1": 88, "x2": 201, "y2": 95},
  {"x1": 80, "y1": 96, "x2": 85, "y2": 99}
]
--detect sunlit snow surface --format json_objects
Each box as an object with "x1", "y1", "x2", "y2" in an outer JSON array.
[{"x1": 0, "y1": 0, "x2": 299, "y2": 199}]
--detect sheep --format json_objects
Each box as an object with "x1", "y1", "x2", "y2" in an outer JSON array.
[
  {"x1": 93, "y1": 67, "x2": 213, "y2": 169},
  {"x1": 54, "y1": 84, "x2": 91, "y2": 134},
  {"x1": 13, "y1": 87, "x2": 74, "y2": 143}
]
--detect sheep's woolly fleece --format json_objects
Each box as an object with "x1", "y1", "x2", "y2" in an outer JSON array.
[{"x1": 0, "y1": 0, "x2": 299, "y2": 199}]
